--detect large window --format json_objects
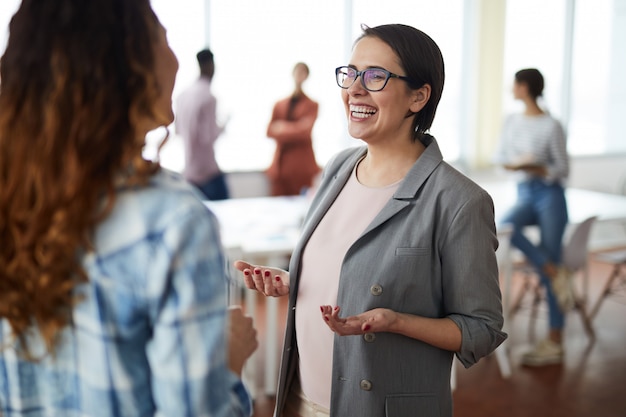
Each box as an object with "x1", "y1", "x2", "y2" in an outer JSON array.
[
  {"x1": 151, "y1": 0, "x2": 465, "y2": 173},
  {"x1": 502, "y1": 0, "x2": 626, "y2": 156},
  {"x1": 207, "y1": 0, "x2": 349, "y2": 172},
  {"x1": 4, "y1": 1, "x2": 620, "y2": 175},
  {"x1": 502, "y1": 0, "x2": 567, "y2": 121},
  {"x1": 568, "y1": 0, "x2": 626, "y2": 155}
]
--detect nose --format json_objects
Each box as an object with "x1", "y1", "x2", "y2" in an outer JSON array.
[{"x1": 347, "y1": 74, "x2": 367, "y2": 95}]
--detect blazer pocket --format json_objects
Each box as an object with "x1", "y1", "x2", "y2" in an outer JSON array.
[
  {"x1": 385, "y1": 393, "x2": 440, "y2": 417},
  {"x1": 395, "y1": 247, "x2": 430, "y2": 257}
]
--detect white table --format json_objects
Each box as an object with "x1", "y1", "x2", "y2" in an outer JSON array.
[
  {"x1": 206, "y1": 184, "x2": 626, "y2": 394},
  {"x1": 481, "y1": 181, "x2": 626, "y2": 226}
]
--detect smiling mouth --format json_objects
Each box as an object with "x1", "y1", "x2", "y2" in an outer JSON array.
[{"x1": 350, "y1": 105, "x2": 377, "y2": 119}]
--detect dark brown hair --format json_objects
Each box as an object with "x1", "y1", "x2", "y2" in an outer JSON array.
[
  {"x1": 0, "y1": 0, "x2": 166, "y2": 358},
  {"x1": 515, "y1": 68, "x2": 544, "y2": 100},
  {"x1": 357, "y1": 24, "x2": 445, "y2": 143}
]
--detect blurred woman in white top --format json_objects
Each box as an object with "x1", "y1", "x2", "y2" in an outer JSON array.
[{"x1": 494, "y1": 68, "x2": 570, "y2": 367}]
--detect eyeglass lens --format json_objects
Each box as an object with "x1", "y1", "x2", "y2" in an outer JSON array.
[{"x1": 336, "y1": 67, "x2": 390, "y2": 92}]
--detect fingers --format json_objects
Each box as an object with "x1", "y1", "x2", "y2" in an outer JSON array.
[
  {"x1": 320, "y1": 305, "x2": 345, "y2": 333},
  {"x1": 320, "y1": 305, "x2": 375, "y2": 336},
  {"x1": 250, "y1": 268, "x2": 272, "y2": 294},
  {"x1": 233, "y1": 260, "x2": 253, "y2": 272},
  {"x1": 228, "y1": 306, "x2": 258, "y2": 352},
  {"x1": 227, "y1": 306, "x2": 258, "y2": 376},
  {"x1": 238, "y1": 263, "x2": 289, "y2": 297},
  {"x1": 235, "y1": 259, "x2": 265, "y2": 292}
]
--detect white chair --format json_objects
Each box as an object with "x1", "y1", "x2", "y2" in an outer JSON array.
[
  {"x1": 494, "y1": 224, "x2": 514, "y2": 378},
  {"x1": 508, "y1": 216, "x2": 598, "y2": 340},
  {"x1": 590, "y1": 249, "x2": 626, "y2": 318}
]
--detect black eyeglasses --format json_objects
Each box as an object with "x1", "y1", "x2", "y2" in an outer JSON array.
[{"x1": 335, "y1": 66, "x2": 415, "y2": 92}]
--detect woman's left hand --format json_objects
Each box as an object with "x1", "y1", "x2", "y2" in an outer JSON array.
[{"x1": 319, "y1": 305, "x2": 397, "y2": 336}]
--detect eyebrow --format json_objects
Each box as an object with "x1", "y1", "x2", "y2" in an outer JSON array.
[{"x1": 346, "y1": 64, "x2": 391, "y2": 71}]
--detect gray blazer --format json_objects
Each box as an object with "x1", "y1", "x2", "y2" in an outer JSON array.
[{"x1": 275, "y1": 139, "x2": 507, "y2": 417}]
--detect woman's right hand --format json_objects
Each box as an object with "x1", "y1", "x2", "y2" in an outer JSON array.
[
  {"x1": 233, "y1": 260, "x2": 290, "y2": 297},
  {"x1": 227, "y1": 305, "x2": 258, "y2": 377}
]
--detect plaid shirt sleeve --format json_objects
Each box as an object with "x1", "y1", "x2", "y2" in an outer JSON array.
[{"x1": 145, "y1": 203, "x2": 252, "y2": 417}]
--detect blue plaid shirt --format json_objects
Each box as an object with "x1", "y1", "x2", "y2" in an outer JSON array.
[{"x1": 0, "y1": 170, "x2": 252, "y2": 417}]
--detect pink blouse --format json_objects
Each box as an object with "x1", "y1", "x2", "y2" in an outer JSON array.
[{"x1": 295, "y1": 160, "x2": 400, "y2": 408}]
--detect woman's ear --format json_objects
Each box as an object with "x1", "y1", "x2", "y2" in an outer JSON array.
[{"x1": 409, "y1": 84, "x2": 431, "y2": 113}]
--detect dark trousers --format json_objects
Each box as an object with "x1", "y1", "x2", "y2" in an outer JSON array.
[{"x1": 193, "y1": 173, "x2": 229, "y2": 201}]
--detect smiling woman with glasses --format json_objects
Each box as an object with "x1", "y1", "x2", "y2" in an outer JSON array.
[
  {"x1": 335, "y1": 66, "x2": 418, "y2": 92},
  {"x1": 235, "y1": 23, "x2": 506, "y2": 417}
]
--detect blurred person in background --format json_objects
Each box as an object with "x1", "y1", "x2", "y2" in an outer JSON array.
[
  {"x1": 176, "y1": 47, "x2": 230, "y2": 200},
  {"x1": 266, "y1": 62, "x2": 320, "y2": 196},
  {"x1": 494, "y1": 68, "x2": 570, "y2": 367}
]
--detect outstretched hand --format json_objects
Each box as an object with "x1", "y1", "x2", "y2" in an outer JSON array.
[
  {"x1": 233, "y1": 260, "x2": 290, "y2": 297},
  {"x1": 319, "y1": 306, "x2": 399, "y2": 336}
]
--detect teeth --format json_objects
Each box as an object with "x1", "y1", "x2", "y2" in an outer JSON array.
[{"x1": 350, "y1": 105, "x2": 376, "y2": 118}]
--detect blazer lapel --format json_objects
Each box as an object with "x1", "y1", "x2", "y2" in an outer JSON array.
[
  {"x1": 299, "y1": 148, "x2": 365, "y2": 243},
  {"x1": 361, "y1": 139, "x2": 444, "y2": 236}
]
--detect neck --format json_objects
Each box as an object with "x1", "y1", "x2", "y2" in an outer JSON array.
[
  {"x1": 357, "y1": 140, "x2": 426, "y2": 187},
  {"x1": 523, "y1": 98, "x2": 543, "y2": 116}
]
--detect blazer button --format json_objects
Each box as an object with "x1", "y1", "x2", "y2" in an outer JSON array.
[
  {"x1": 363, "y1": 333, "x2": 376, "y2": 343},
  {"x1": 360, "y1": 379, "x2": 373, "y2": 391},
  {"x1": 370, "y1": 284, "x2": 383, "y2": 296}
]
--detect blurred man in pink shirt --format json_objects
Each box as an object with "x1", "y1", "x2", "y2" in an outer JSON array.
[{"x1": 175, "y1": 48, "x2": 229, "y2": 200}]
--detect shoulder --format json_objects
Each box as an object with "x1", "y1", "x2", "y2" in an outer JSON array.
[
  {"x1": 533, "y1": 114, "x2": 566, "y2": 138},
  {"x1": 543, "y1": 114, "x2": 565, "y2": 128},
  {"x1": 324, "y1": 146, "x2": 364, "y2": 174},
  {"x1": 301, "y1": 94, "x2": 318, "y2": 107},
  {"x1": 273, "y1": 96, "x2": 291, "y2": 108},
  {"x1": 93, "y1": 169, "x2": 216, "y2": 256},
  {"x1": 177, "y1": 79, "x2": 214, "y2": 103},
  {"x1": 429, "y1": 163, "x2": 493, "y2": 208}
]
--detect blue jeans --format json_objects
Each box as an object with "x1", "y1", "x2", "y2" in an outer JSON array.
[
  {"x1": 192, "y1": 173, "x2": 230, "y2": 201},
  {"x1": 501, "y1": 179, "x2": 569, "y2": 329}
]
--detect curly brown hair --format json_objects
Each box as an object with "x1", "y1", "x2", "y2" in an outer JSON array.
[{"x1": 0, "y1": 0, "x2": 169, "y2": 358}]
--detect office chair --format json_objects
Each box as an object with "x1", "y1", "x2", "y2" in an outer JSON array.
[
  {"x1": 590, "y1": 249, "x2": 626, "y2": 318},
  {"x1": 508, "y1": 216, "x2": 598, "y2": 340}
]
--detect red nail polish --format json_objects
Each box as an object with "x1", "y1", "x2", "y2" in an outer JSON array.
[
  {"x1": 320, "y1": 306, "x2": 324, "y2": 312},
  {"x1": 244, "y1": 270, "x2": 250, "y2": 276},
  {"x1": 334, "y1": 306, "x2": 339, "y2": 311},
  {"x1": 324, "y1": 316, "x2": 329, "y2": 321},
  {"x1": 254, "y1": 268, "x2": 261, "y2": 274},
  {"x1": 275, "y1": 276, "x2": 281, "y2": 282},
  {"x1": 264, "y1": 270, "x2": 270, "y2": 277},
  {"x1": 363, "y1": 324, "x2": 371, "y2": 331}
]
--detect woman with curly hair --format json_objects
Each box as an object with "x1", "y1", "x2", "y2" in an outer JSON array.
[{"x1": 0, "y1": 0, "x2": 256, "y2": 415}]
